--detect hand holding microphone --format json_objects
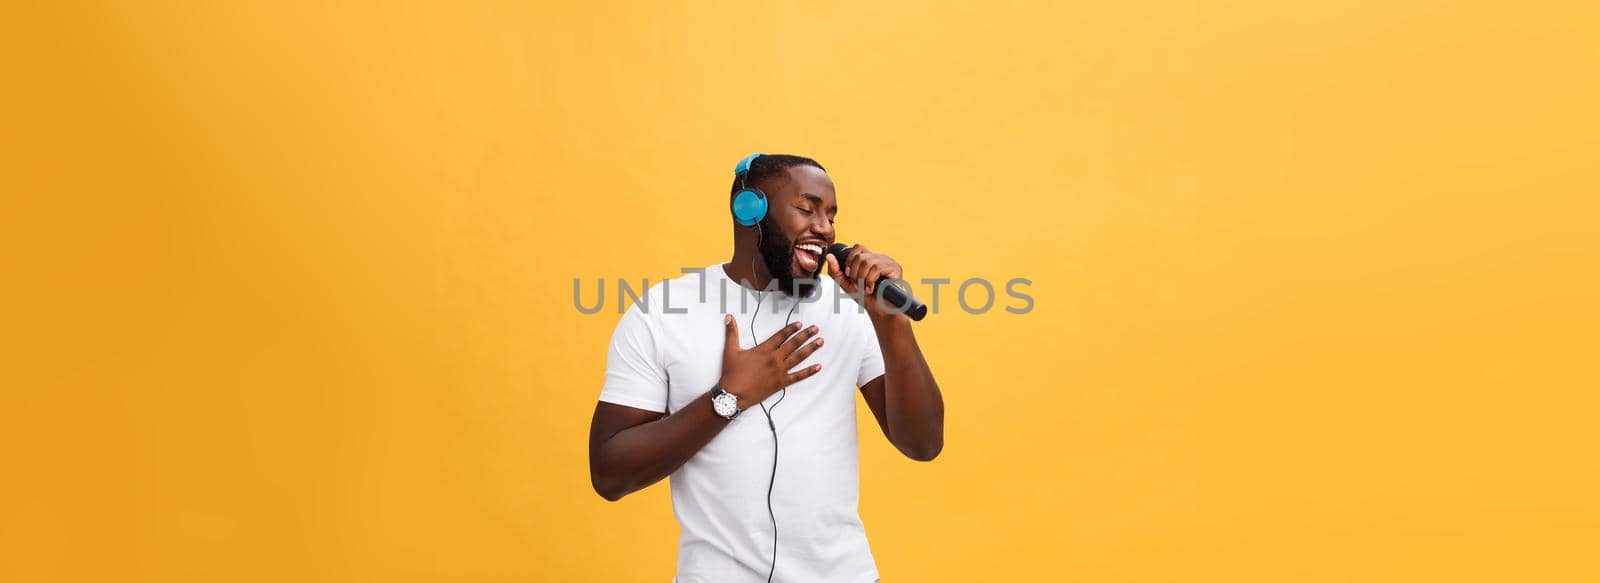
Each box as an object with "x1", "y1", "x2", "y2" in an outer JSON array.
[{"x1": 825, "y1": 243, "x2": 929, "y2": 321}]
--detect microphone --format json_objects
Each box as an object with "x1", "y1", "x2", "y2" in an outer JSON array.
[{"x1": 827, "y1": 243, "x2": 929, "y2": 321}]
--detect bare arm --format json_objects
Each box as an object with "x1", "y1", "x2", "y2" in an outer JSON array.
[
  {"x1": 587, "y1": 393, "x2": 728, "y2": 502},
  {"x1": 858, "y1": 314, "x2": 944, "y2": 461},
  {"x1": 828, "y1": 248, "x2": 945, "y2": 461},
  {"x1": 588, "y1": 317, "x2": 825, "y2": 501}
]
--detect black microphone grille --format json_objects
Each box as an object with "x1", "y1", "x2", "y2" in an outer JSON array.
[{"x1": 826, "y1": 243, "x2": 853, "y2": 264}]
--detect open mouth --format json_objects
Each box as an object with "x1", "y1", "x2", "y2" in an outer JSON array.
[{"x1": 793, "y1": 241, "x2": 825, "y2": 274}]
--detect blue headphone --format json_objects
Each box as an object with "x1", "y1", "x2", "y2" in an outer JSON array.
[{"x1": 730, "y1": 152, "x2": 768, "y2": 227}]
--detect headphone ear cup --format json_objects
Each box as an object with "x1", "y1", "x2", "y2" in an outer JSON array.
[{"x1": 731, "y1": 188, "x2": 768, "y2": 227}]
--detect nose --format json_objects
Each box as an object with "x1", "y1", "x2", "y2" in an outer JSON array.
[{"x1": 810, "y1": 213, "x2": 834, "y2": 242}]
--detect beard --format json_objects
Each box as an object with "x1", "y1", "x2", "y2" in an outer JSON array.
[{"x1": 758, "y1": 216, "x2": 820, "y2": 298}]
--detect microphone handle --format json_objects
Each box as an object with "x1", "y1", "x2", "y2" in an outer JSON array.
[{"x1": 877, "y1": 278, "x2": 929, "y2": 321}]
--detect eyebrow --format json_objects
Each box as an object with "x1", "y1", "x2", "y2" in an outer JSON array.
[{"x1": 800, "y1": 193, "x2": 837, "y2": 214}]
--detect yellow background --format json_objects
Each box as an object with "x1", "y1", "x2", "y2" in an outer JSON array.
[{"x1": 3, "y1": 1, "x2": 1597, "y2": 581}]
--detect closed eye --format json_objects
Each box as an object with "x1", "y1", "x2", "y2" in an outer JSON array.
[{"x1": 797, "y1": 205, "x2": 833, "y2": 224}]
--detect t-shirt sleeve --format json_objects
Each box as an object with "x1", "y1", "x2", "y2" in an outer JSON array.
[
  {"x1": 855, "y1": 309, "x2": 886, "y2": 387},
  {"x1": 598, "y1": 303, "x2": 669, "y2": 413}
]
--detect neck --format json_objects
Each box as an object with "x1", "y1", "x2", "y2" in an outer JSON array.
[{"x1": 725, "y1": 245, "x2": 774, "y2": 291}]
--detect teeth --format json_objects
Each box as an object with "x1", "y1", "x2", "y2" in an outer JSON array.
[{"x1": 796, "y1": 244, "x2": 822, "y2": 254}]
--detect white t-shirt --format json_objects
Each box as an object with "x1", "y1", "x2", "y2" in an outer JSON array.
[{"x1": 599, "y1": 264, "x2": 886, "y2": 583}]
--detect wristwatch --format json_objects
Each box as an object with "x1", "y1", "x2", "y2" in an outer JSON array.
[{"x1": 710, "y1": 384, "x2": 740, "y2": 419}]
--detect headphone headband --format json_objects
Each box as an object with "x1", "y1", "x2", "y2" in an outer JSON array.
[{"x1": 733, "y1": 152, "x2": 764, "y2": 176}]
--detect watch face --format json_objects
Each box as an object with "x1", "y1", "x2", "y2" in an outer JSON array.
[{"x1": 713, "y1": 392, "x2": 738, "y2": 418}]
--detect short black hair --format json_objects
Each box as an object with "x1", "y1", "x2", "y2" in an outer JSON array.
[{"x1": 730, "y1": 153, "x2": 826, "y2": 199}]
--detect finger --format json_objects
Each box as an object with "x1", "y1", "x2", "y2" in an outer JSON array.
[
  {"x1": 848, "y1": 256, "x2": 871, "y2": 292},
  {"x1": 759, "y1": 321, "x2": 803, "y2": 349},
  {"x1": 778, "y1": 324, "x2": 819, "y2": 353},
  {"x1": 784, "y1": 363, "x2": 823, "y2": 386},
  {"x1": 825, "y1": 254, "x2": 844, "y2": 282},
  {"x1": 845, "y1": 246, "x2": 867, "y2": 280},
  {"x1": 826, "y1": 254, "x2": 858, "y2": 294},
  {"x1": 866, "y1": 261, "x2": 898, "y2": 295},
  {"x1": 723, "y1": 314, "x2": 739, "y2": 354},
  {"x1": 864, "y1": 261, "x2": 889, "y2": 296},
  {"x1": 785, "y1": 336, "x2": 824, "y2": 366}
]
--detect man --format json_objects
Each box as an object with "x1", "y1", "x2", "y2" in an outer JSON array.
[{"x1": 588, "y1": 153, "x2": 945, "y2": 582}]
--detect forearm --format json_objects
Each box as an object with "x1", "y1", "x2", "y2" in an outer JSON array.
[
  {"x1": 590, "y1": 391, "x2": 729, "y2": 501},
  {"x1": 870, "y1": 314, "x2": 945, "y2": 460}
]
